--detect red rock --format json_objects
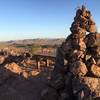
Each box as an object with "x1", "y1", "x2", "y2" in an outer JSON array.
[
  {"x1": 4, "y1": 62, "x2": 22, "y2": 75},
  {"x1": 91, "y1": 64, "x2": 100, "y2": 78}
]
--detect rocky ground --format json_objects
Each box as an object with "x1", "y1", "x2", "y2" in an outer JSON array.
[
  {"x1": 0, "y1": 48, "x2": 52, "y2": 100},
  {"x1": 0, "y1": 70, "x2": 49, "y2": 100}
]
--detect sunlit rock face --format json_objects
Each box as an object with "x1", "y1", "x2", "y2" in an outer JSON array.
[{"x1": 41, "y1": 5, "x2": 100, "y2": 100}]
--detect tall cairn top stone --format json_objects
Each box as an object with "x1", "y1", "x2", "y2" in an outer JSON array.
[
  {"x1": 41, "y1": 5, "x2": 100, "y2": 100},
  {"x1": 70, "y1": 5, "x2": 97, "y2": 34}
]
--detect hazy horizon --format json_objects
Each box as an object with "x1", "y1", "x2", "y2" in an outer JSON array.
[
  {"x1": 0, "y1": 0, "x2": 100, "y2": 41},
  {"x1": 0, "y1": 37, "x2": 66, "y2": 42}
]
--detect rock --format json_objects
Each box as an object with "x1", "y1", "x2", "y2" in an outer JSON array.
[
  {"x1": 61, "y1": 41, "x2": 72, "y2": 54},
  {"x1": 96, "y1": 59, "x2": 100, "y2": 66},
  {"x1": 4, "y1": 62, "x2": 22, "y2": 75},
  {"x1": 85, "y1": 54, "x2": 92, "y2": 61},
  {"x1": 80, "y1": 77, "x2": 100, "y2": 98},
  {"x1": 91, "y1": 64, "x2": 100, "y2": 78},
  {"x1": 22, "y1": 71, "x2": 29, "y2": 79},
  {"x1": 86, "y1": 33, "x2": 97, "y2": 47},
  {"x1": 90, "y1": 58, "x2": 96, "y2": 65},
  {"x1": 72, "y1": 77, "x2": 100, "y2": 99},
  {"x1": 77, "y1": 90, "x2": 92, "y2": 100},
  {"x1": 30, "y1": 70, "x2": 40, "y2": 76},
  {"x1": 0, "y1": 56, "x2": 5, "y2": 64},
  {"x1": 88, "y1": 24, "x2": 97, "y2": 33},
  {"x1": 41, "y1": 5, "x2": 100, "y2": 100},
  {"x1": 70, "y1": 61, "x2": 88, "y2": 76},
  {"x1": 77, "y1": 90, "x2": 84, "y2": 100},
  {"x1": 85, "y1": 57, "x2": 97, "y2": 71},
  {"x1": 88, "y1": 18, "x2": 97, "y2": 33},
  {"x1": 72, "y1": 50, "x2": 85, "y2": 60}
]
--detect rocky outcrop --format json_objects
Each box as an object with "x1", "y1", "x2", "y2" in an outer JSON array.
[
  {"x1": 41, "y1": 5, "x2": 100, "y2": 100},
  {"x1": 0, "y1": 49, "x2": 40, "y2": 86}
]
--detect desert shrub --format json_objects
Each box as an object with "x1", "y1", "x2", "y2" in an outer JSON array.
[{"x1": 30, "y1": 44, "x2": 42, "y2": 54}]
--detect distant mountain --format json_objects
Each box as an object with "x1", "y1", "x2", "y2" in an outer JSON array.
[
  {"x1": 2, "y1": 38, "x2": 65, "y2": 46},
  {"x1": 0, "y1": 33, "x2": 99, "y2": 46}
]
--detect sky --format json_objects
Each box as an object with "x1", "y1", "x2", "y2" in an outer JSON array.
[{"x1": 0, "y1": 0, "x2": 100, "y2": 41}]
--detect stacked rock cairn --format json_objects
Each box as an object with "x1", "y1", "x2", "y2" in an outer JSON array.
[{"x1": 41, "y1": 5, "x2": 100, "y2": 100}]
